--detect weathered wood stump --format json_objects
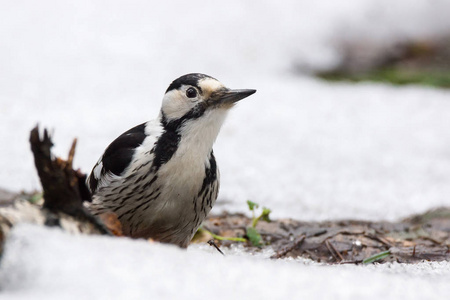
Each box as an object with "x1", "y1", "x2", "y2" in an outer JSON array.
[{"x1": 0, "y1": 126, "x2": 111, "y2": 255}]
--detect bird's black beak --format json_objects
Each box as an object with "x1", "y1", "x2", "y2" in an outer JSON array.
[{"x1": 211, "y1": 88, "x2": 256, "y2": 108}]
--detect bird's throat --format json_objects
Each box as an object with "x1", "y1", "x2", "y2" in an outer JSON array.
[{"x1": 176, "y1": 108, "x2": 228, "y2": 159}]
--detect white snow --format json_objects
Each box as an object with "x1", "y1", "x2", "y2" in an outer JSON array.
[
  {"x1": 1, "y1": 224, "x2": 450, "y2": 300},
  {"x1": 1, "y1": 0, "x2": 450, "y2": 298}
]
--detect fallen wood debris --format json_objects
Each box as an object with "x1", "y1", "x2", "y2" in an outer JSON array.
[{"x1": 198, "y1": 209, "x2": 450, "y2": 263}]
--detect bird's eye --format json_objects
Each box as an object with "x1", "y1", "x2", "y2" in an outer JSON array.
[{"x1": 186, "y1": 87, "x2": 197, "y2": 98}]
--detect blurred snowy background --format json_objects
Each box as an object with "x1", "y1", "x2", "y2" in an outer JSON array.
[{"x1": 1, "y1": 0, "x2": 450, "y2": 299}]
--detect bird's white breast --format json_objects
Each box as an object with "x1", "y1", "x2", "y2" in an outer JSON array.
[{"x1": 156, "y1": 108, "x2": 227, "y2": 208}]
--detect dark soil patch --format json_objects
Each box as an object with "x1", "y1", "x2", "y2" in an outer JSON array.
[{"x1": 197, "y1": 208, "x2": 450, "y2": 264}]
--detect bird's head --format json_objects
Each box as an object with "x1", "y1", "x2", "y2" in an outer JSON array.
[{"x1": 160, "y1": 73, "x2": 256, "y2": 130}]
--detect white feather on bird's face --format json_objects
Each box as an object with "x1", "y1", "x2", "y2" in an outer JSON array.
[{"x1": 160, "y1": 77, "x2": 226, "y2": 121}]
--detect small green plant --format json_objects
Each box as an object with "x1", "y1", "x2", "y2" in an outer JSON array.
[
  {"x1": 196, "y1": 200, "x2": 272, "y2": 247},
  {"x1": 246, "y1": 200, "x2": 272, "y2": 247}
]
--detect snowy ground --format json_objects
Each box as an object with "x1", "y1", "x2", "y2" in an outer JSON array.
[
  {"x1": 1, "y1": 224, "x2": 450, "y2": 300},
  {"x1": 1, "y1": 0, "x2": 450, "y2": 299}
]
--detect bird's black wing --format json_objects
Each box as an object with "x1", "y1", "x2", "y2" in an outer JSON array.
[{"x1": 88, "y1": 122, "x2": 147, "y2": 194}]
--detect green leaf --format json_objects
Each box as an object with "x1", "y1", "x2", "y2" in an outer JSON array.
[
  {"x1": 246, "y1": 226, "x2": 262, "y2": 247},
  {"x1": 247, "y1": 200, "x2": 259, "y2": 211},
  {"x1": 363, "y1": 250, "x2": 391, "y2": 264},
  {"x1": 261, "y1": 207, "x2": 272, "y2": 222}
]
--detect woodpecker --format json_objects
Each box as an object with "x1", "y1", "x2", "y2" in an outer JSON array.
[{"x1": 87, "y1": 73, "x2": 256, "y2": 247}]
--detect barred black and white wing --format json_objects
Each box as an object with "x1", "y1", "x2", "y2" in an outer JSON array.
[{"x1": 87, "y1": 122, "x2": 148, "y2": 195}]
